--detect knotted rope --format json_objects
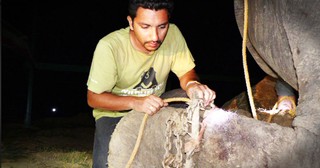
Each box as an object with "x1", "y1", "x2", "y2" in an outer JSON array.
[{"x1": 265, "y1": 96, "x2": 296, "y2": 123}]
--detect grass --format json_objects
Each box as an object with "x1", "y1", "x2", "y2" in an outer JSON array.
[{"x1": 1, "y1": 112, "x2": 95, "y2": 168}]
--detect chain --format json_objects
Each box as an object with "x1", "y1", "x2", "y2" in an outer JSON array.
[
  {"x1": 174, "y1": 134, "x2": 183, "y2": 168},
  {"x1": 162, "y1": 109, "x2": 188, "y2": 168},
  {"x1": 127, "y1": 97, "x2": 194, "y2": 168},
  {"x1": 162, "y1": 119, "x2": 174, "y2": 168},
  {"x1": 162, "y1": 98, "x2": 204, "y2": 168}
]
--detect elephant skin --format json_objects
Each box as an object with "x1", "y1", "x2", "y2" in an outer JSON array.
[
  {"x1": 109, "y1": 106, "x2": 318, "y2": 168},
  {"x1": 234, "y1": 0, "x2": 320, "y2": 166}
]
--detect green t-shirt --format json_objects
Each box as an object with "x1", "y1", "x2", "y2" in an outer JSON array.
[{"x1": 87, "y1": 24, "x2": 195, "y2": 120}]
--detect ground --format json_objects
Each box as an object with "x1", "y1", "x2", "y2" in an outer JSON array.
[{"x1": 1, "y1": 113, "x2": 95, "y2": 168}]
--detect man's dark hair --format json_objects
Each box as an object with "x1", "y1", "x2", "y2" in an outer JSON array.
[{"x1": 128, "y1": 0, "x2": 174, "y2": 19}]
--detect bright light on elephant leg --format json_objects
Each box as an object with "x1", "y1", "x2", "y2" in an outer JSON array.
[{"x1": 203, "y1": 108, "x2": 235, "y2": 127}]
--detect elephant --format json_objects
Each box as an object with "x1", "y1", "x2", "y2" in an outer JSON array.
[{"x1": 108, "y1": 0, "x2": 320, "y2": 167}]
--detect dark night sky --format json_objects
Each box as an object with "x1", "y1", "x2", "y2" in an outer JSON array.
[{"x1": 2, "y1": 0, "x2": 266, "y2": 121}]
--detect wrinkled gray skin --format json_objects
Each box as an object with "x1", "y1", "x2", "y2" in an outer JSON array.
[
  {"x1": 232, "y1": 0, "x2": 320, "y2": 166},
  {"x1": 234, "y1": 0, "x2": 320, "y2": 134},
  {"x1": 108, "y1": 0, "x2": 320, "y2": 167}
]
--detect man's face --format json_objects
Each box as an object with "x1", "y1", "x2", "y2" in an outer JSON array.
[{"x1": 128, "y1": 7, "x2": 169, "y2": 54}]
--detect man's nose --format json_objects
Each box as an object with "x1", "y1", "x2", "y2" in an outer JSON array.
[{"x1": 150, "y1": 28, "x2": 159, "y2": 41}]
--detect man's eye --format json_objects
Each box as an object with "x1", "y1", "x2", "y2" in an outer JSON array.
[
  {"x1": 159, "y1": 25, "x2": 167, "y2": 29},
  {"x1": 141, "y1": 26, "x2": 149, "y2": 29}
]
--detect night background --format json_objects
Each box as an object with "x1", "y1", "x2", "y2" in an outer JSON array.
[{"x1": 2, "y1": 0, "x2": 266, "y2": 124}]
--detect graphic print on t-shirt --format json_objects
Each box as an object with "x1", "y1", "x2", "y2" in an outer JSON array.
[{"x1": 134, "y1": 67, "x2": 158, "y2": 91}]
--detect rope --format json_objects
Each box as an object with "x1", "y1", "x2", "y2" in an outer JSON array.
[
  {"x1": 242, "y1": 0, "x2": 258, "y2": 120},
  {"x1": 125, "y1": 113, "x2": 148, "y2": 168},
  {"x1": 125, "y1": 97, "x2": 190, "y2": 168},
  {"x1": 266, "y1": 96, "x2": 296, "y2": 122}
]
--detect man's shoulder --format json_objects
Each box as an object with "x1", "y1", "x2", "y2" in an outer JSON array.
[
  {"x1": 165, "y1": 23, "x2": 183, "y2": 42},
  {"x1": 100, "y1": 27, "x2": 130, "y2": 43},
  {"x1": 169, "y1": 23, "x2": 178, "y2": 31},
  {"x1": 168, "y1": 23, "x2": 182, "y2": 35}
]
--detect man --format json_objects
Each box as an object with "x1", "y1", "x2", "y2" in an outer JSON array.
[{"x1": 86, "y1": 0, "x2": 216, "y2": 167}]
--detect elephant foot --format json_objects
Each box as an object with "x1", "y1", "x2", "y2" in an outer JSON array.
[
  {"x1": 275, "y1": 96, "x2": 296, "y2": 117},
  {"x1": 259, "y1": 96, "x2": 296, "y2": 125}
]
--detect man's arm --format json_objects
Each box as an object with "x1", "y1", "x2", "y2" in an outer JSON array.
[
  {"x1": 179, "y1": 69, "x2": 216, "y2": 106},
  {"x1": 87, "y1": 90, "x2": 167, "y2": 115},
  {"x1": 179, "y1": 69, "x2": 200, "y2": 91}
]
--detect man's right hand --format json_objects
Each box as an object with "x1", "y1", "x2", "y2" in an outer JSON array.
[{"x1": 131, "y1": 95, "x2": 168, "y2": 116}]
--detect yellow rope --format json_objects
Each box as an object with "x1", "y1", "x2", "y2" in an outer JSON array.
[
  {"x1": 125, "y1": 113, "x2": 148, "y2": 168},
  {"x1": 242, "y1": 0, "x2": 258, "y2": 120},
  {"x1": 163, "y1": 97, "x2": 190, "y2": 103},
  {"x1": 125, "y1": 97, "x2": 190, "y2": 168}
]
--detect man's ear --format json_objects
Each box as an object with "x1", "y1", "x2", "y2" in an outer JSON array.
[{"x1": 127, "y1": 16, "x2": 134, "y2": 30}]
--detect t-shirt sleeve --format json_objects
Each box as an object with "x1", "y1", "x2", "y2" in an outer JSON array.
[
  {"x1": 170, "y1": 25, "x2": 196, "y2": 77},
  {"x1": 87, "y1": 39, "x2": 117, "y2": 94}
]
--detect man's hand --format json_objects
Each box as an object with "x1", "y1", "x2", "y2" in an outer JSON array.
[
  {"x1": 131, "y1": 95, "x2": 168, "y2": 116},
  {"x1": 186, "y1": 82, "x2": 216, "y2": 107}
]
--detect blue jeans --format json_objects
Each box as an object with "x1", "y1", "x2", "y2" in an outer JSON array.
[
  {"x1": 92, "y1": 117, "x2": 121, "y2": 168},
  {"x1": 92, "y1": 88, "x2": 188, "y2": 167}
]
